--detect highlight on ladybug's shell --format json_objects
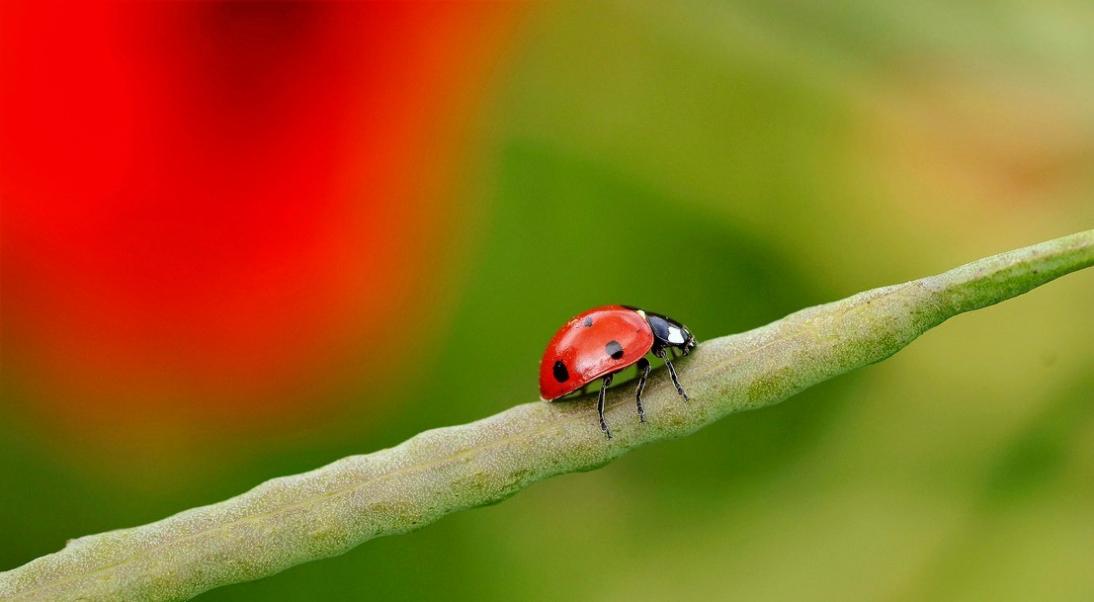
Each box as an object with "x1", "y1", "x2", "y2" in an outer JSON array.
[{"x1": 538, "y1": 305, "x2": 696, "y2": 438}]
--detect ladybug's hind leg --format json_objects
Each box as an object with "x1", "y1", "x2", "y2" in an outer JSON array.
[
  {"x1": 655, "y1": 348, "x2": 689, "y2": 402},
  {"x1": 597, "y1": 373, "x2": 614, "y2": 439},
  {"x1": 634, "y1": 357, "x2": 651, "y2": 423}
]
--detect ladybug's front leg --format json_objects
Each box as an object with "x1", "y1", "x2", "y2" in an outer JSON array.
[
  {"x1": 656, "y1": 348, "x2": 689, "y2": 402},
  {"x1": 597, "y1": 373, "x2": 614, "y2": 439},
  {"x1": 634, "y1": 357, "x2": 651, "y2": 422}
]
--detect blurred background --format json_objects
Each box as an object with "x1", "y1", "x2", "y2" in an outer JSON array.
[{"x1": 2, "y1": 1, "x2": 1093, "y2": 600}]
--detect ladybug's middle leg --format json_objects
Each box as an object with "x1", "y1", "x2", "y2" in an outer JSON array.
[
  {"x1": 597, "y1": 372, "x2": 614, "y2": 439},
  {"x1": 634, "y1": 357, "x2": 651, "y2": 423}
]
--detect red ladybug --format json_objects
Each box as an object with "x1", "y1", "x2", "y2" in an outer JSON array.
[{"x1": 539, "y1": 305, "x2": 696, "y2": 438}]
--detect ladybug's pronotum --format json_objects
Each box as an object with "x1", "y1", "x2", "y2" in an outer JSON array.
[{"x1": 539, "y1": 305, "x2": 696, "y2": 438}]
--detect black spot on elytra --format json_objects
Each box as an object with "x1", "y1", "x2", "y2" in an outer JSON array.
[
  {"x1": 583, "y1": 317, "x2": 593, "y2": 327},
  {"x1": 553, "y1": 360, "x2": 569, "y2": 383},
  {"x1": 605, "y1": 340, "x2": 624, "y2": 360}
]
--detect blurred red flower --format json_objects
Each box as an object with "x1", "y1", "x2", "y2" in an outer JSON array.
[{"x1": 0, "y1": 2, "x2": 523, "y2": 446}]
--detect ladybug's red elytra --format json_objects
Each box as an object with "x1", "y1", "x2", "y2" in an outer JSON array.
[{"x1": 539, "y1": 305, "x2": 696, "y2": 438}]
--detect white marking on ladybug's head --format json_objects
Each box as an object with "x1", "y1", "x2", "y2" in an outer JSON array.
[
  {"x1": 635, "y1": 309, "x2": 647, "y2": 319},
  {"x1": 667, "y1": 326, "x2": 686, "y2": 345}
]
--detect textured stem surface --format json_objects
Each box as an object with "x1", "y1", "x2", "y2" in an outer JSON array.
[{"x1": 2, "y1": 230, "x2": 1091, "y2": 601}]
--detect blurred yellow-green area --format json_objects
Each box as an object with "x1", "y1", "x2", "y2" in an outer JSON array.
[{"x1": 2, "y1": 1, "x2": 1093, "y2": 600}]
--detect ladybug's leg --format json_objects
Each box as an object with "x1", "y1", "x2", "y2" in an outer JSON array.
[
  {"x1": 597, "y1": 373, "x2": 614, "y2": 439},
  {"x1": 655, "y1": 348, "x2": 689, "y2": 401},
  {"x1": 634, "y1": 357, "x2": 651, "y2": 423}
]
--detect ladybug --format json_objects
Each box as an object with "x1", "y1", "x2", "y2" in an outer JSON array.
[{"x1": 539, "y1": 305, "x2": 696, "y2": 438}]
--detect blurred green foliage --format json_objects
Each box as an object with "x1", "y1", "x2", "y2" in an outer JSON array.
[{"x1": 3, "y1": 1, "x2": 1092, "y2": 600}]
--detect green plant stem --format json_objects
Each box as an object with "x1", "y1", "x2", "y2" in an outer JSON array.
[{"x1": 2, "y1": 230, "x2": 1091, "y2": 602}]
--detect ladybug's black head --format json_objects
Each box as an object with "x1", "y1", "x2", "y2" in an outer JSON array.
[{"x1": 642, "y1": 310, "x2": 697, "y2": 356}]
